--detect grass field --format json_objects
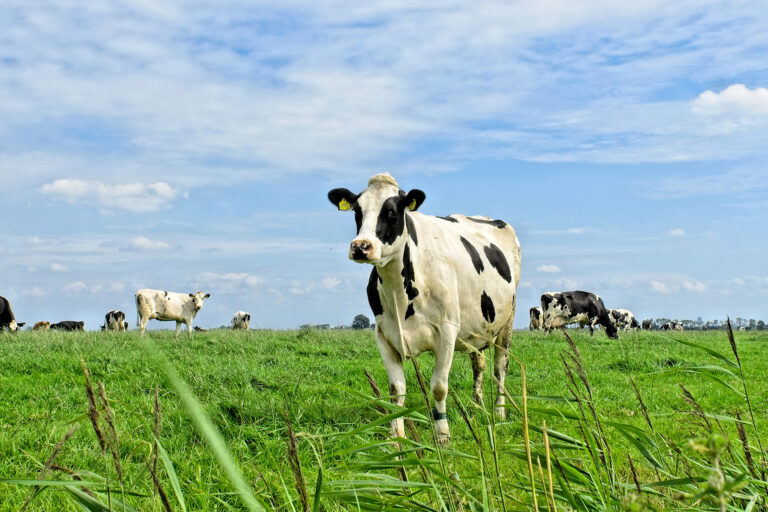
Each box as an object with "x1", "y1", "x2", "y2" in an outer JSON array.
[{"x1": 1, "y1": 326, "x2": 767, "y2": 510}]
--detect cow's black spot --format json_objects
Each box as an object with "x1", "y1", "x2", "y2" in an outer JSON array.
[
  {"x1": 541, "y1": 293, "x2": 554, "y2": 308},
  {"x1": 460, "y1": 236, "x2": 484, "y2": 274},
  {"x1": 529, "y1": 307, "x2": 541, "y2": 319},
  {"x1": 483, "y1": 243, "x2": 512, "y2": 283},
  {"x1": 353, "y1": 205, "x2": 363, "y2": 234},
  {"x1": 367, "y1": 268, "x2": 384, "y2": 316},
  {"x1": 481, "y1": 292, "x2": 495, "y2": 323},
  {"x1": 405, "y1": 303, "x2": 415, "y2": 320},
  {"x1": 401, "y1": 244, "x2": 419, "y2": 301},
  {"x1": 405, "y1": 214, "x2": 418, "y2": 246},
  {"x1": 375, "y1": 195, "x2": 406, "y2": 245},
  {"x1": 437, "y1": 215, "x2": 459, "y2": 223},
  {"x1": 468, "y1": 217, "x2": 507, "y2": 229}
]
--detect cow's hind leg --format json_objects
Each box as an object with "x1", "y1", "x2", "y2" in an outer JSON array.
[
  {"x1": 493, "y1": 323, "x2": 512, "y2": 419},
  {"x1": 431, "y1": 330, "x2": 458, "y2": 444},
  {"x1": 470, "y1": 350, "x2": 485, "y2": 405},
  {"x1": 375, "y1": 330, "x2": 406, "y2": 439}
]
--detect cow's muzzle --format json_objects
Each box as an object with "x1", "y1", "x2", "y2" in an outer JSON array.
[{"x1": 349, "y1": 239, "x2": 373, "y2": 262}]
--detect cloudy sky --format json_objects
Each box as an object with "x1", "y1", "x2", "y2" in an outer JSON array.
[{"x1": 1, "y1": 1, "x2": 767, "y2": 329}]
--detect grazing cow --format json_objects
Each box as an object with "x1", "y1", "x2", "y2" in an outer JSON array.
[
  {"x1": 609, "y1": 309, "x2": 639, "y2": 331},
  {"x1": 135, "y1": 289, "x2": 210, "y2": 336},
  {"x1": 540, "y1": 291, "x2": 618, "y2": 339},
  {"x1": 33, "y1": 321, "x2": 51, "y2": 331},
  {"x1": 50, "y1": 321, "x2": 85, "y2": 331},
  {"x1": 642, "y1": 319, "x2": 652, "y2": 330},
  {"x1": 101, "y1": 310, "x2": 127, "y2": 331},
  {"x1": 0, "y1": 296, "x2": 23, "y2": 332},
  {"x1": 231, "y1": 311, "x2": 251, "y2": 330},
  {"x1": 660, "y1": 321, "x2": 683, "y2": 331},
  {"x1": 193, "y1": 326, "x2": 207, "y2": 332},
  {"x1": 529, "y1": 306, "x2": 543, "y2": 330},
  {"x1": 328, "y1": 173, "x2": 521, "y2": 443}
]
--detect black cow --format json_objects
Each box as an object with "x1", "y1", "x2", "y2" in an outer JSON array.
[
  {"x1": 540, "y1": 291, "x2": 618, "y2": 339},
  {"x1": 50, "y1": 321, "x2": 85, "y2": 331},
  {"x1": 0, "y1": 296, "x2": 24, "y2": 332}
]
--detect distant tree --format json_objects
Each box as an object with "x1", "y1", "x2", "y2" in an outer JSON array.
[
  {"x1": 758, "y1": 320, "x2": 765, "y2": 331},
  {"x1": 351, "y1": 314, "x2": 371, "y2": 330},
  {"x1": 749, "y1": 319, "x2": 757, "y2": 330}
]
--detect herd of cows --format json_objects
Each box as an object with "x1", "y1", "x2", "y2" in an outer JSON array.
[
  {"x1": 0, "y1": 173, "x2": 683, "y2": 444},
  {"x1": 528, "y1": 292, "x2": 684, "y2": 335},
  {"x1": 0, "y1": 293, "x2": 253, "y2": 334}
]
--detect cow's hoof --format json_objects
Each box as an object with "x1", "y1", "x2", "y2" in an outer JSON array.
[{"x1": 436, "y1": 432, "x2": 451, "y2": 445}]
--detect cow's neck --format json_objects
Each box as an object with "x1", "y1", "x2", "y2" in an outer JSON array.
[{"x1": 375, "y1": 238, "x2": 417, "y2": 312}]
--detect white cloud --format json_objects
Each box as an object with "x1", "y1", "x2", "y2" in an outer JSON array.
[
  {"x1": 536, "y1": 264, "x2": 562, "y2": 273},
  {"x1": 729, "y1": 278, "x2": 745, "y2": 286},
  {"x1": 130, "y1": 237, "x2": 172, "y2": 251},
  {"x1": 196, "y1": 272, "x2": 263, "y2": 291},
  {"x1": 692, "y1": 84, "x2": 768, "y2": 118},
  {"x1": 682, "y1": 280, "x2": 706, "y2": 293},
  {"x1": 567, "y1": 228, "x2": 585, "y2": 234},
  {"x1": 50, "y1": 263, "x2": 69, "y2": 272},
  {"x1": 322, "y1": 276, "x2": 342, "y2": 289},
  {"x1": 65, "y1": 281, "x2": 87, "y2": 292},
  {"x1": 667, "y1": 228, "x2": 685, "y2": 236},
  {"x1": 41, "y1": 179, "x2": 179, "y2": 212},
  {"x1": 22, "y1": 286, "x2": 48, "y2": 297},
  {"x1": 650, "y1": 281, "x2": 671, "y2": 294}
]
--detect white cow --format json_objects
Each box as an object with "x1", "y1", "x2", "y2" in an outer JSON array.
[
  {"x1": 329, "y1": 173, "x2": 521, "y2": 443},
  {"x1": 135, "y1": 289, "x2": 210, "y2": 337},
  {"x1": 231, "y1": 311, "x2": 251, "y2": 330}
]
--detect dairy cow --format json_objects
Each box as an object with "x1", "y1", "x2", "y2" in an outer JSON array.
[
  {"x1": 609, "y1": 309, "x2": 639, "y2": 331},
  {"x1": 0, "y1": 296, "x2": 23, "y2": 331},
  {"x1": 103, "y1": 310, "x2": 127, "y2": 331},
  {"x1": 540, "y1": 291, "x2": 618, "y2": 339},
  {"x1": 33, "y1": 321, "x2": 51, "y2": 331},
  {"x1": 231, "y1": 311, "x2": 251, "y2": 330},
  {"x1": 529, "y1": 306, "x2": 543, "y2": 330},
  {"x1": 50, "y1": 321, "x2": 85, "y2": 331},
  {"x1": 329, "y1": 173, "x2": 521, "y2": 443},
  {"x1": 135, "y1": 289, "x2": 210, "y2": 336},
  {"x1": 642, "y1": 319, "x2": 653, "y2": 330},
  {"x1": 660, "y1": 321, "x2": 683, "y2": 331}
]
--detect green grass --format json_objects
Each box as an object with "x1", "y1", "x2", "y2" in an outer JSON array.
[{"x1": 1, "y1": 327, "x2": 768, "y2": 510}]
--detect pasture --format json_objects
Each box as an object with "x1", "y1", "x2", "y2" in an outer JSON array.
[{"x1": 1, "y1": 327, "x2": 767, "y2": 510}]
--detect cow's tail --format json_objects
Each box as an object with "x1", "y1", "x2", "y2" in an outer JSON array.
[{"x1": 135, "y1": 293, "x2": 141, "y2": 327}]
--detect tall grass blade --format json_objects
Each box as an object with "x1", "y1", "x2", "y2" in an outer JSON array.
[{"x1": 155, "y1": 436, "x2": 187, "y2": 512}]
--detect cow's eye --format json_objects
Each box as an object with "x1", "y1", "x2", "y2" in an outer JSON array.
[{"x1": 387, "y1": 210, "x2": 398, "y2": 222}]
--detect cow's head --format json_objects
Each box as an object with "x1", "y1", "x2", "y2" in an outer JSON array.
[
  {"x1": 189, "y1": 291, "x2": 210, "y2": 310},
  {"x1": 328, "y1": 174, "x2": 425, "y2": 265}
]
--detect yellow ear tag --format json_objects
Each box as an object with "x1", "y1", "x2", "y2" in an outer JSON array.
[
  {"x1": 408, "y1": 199, "x2": 417, "y2": 211},
  {"x1": 338, "y1": 198, "x2": 352, "y2": 211}
]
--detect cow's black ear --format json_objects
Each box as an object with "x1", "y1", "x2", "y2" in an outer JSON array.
[
  {"x1": 189, "y1": 293, "x2": 194, "y2": 298},
  {"x1": 204, "y1": 293, "x2": 210, "y2": 299},
  {"x1": 328, "y1": 188, "x2": 357, "y2": 211},
  {"x1": 404, "y1": 189, "x2": 426, "y2": 211}
]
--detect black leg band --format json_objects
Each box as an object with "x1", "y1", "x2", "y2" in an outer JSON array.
[{"x1": 432, "y1": 408, "x2": 447, "y2": 421}]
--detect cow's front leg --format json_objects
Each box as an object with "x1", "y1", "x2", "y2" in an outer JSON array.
[
  {"x1": 375, "y1": 332, "x2": 406, "y2": 439},
  {"x1": 469, "y1": 350, "x2": 485, "y2": 404},
  {"x1": 493, "y1": 331, "x2": 511, "y2": 419},
  {"x1": 186, "y1": 321, "x2": 193, "y2": 336},
  {"x1": 431, "y1": 337, "x2": 456, "y2": 445},
  {"x1": 174, "y1": 321, "x2": 182, "y2": 337}
]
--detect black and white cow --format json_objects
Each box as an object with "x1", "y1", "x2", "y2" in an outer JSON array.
[
  {"x1": 660, "y1": 321, "x2": 683, "y2": 331},
  {"x1": 641, "y1": 319, "x2": 653, "y2": 330},
  {"x1": 529, "y1": 306, "x2": 543, "y2": 330},
  {"x1": 608, "y1": 309, "x2": 639, "y2": 331},
  {"x1": 540, "y1": 291, "x2": 618, "y2": 339},
  {"x1": 50, "y1": 321, "x2": 85, "y2": 331},
  {"x1": 231, "y1": 311, "x2": 251, "y2": 330},
  {"x1": 103, "y1": 310, "x2": 127, "y2": 331},
  {"x1": 329, "y1": 173, "x2": 521, "y2": 443},
  {"x1": 0, "y1": 296, "x2": 23, "y2": 332}
]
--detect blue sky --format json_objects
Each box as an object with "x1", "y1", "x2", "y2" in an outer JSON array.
[{"x1": 1, "y1": 1, "x2": 767, "y2": 329}]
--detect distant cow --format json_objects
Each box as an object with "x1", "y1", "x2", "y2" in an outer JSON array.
[
  {"x1": 609, "y1": 309, "x2": 639, "y2": 331},
  {"x1": 135, "y1": 289, "x2": 210, "y2": 336},
  {"x1": 102, "y1": 310, "x2": 126, "y2": 331},
  {"x1": 660, "y1": 321, "x2": 683, "y2": 331},
  {"x1": 231, "y1": 311, "x2": 251, "y2": 330},
  {"x1": 193, "y1": 326, "x2": 207, "y2": 332},
  {"x1": 329, "y1": 173, "x2": 521, "y2": 443},
  {"x1": 0, "y1": 296, "x2": 23, "y2": 332},
  {"x1": 50, "y1": 321, "x2": 85, "y2": 331},
  {"x1": 642, "y1": 319, "x2": 652, "y2": 330},
  {"x1": 33, "y1": 321, "x2": 51, "y2": 331},
  {"x1": 529, "y1": 306, "x2": 543, "y2": 330},
  {"x1": 541, "y1": 291, "x2": 618, "y2": 339}
]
